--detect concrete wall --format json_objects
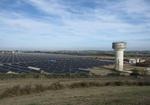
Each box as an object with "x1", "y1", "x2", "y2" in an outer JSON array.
[{"x1": 115, "y1": 49, "x2": 124, "y2": 71}]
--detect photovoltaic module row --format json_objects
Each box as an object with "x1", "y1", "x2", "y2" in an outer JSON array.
[{"x1": 0, "y1": 53, "x2": 114, "y2": 73}]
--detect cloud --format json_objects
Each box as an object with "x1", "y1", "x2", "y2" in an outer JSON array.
[{"x1": 0, "y1": 0, "x2": 150, "y2": 50}]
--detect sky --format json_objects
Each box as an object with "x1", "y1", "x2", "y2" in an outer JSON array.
[{"x1": 0, "y1": 0, "x2": 150, "y2": 51}]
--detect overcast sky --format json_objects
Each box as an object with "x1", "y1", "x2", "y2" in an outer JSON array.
[{"x1": 0, "y1": 0, "x2": 150, "y2": 50}]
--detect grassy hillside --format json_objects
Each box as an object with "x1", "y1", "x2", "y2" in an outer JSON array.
[{"x1": 0, "y1": 77, "x2": 149, "y2": 105}]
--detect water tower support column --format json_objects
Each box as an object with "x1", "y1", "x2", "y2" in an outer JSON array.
[{"x1": 112, "y1": 42, "x2": 127, "y2": 71}]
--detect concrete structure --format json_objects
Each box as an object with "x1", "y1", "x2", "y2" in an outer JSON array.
[{"x1": 112, "y1": 42, "x2": 127, "y2": 71}]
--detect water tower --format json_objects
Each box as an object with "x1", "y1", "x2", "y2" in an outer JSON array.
[{"x1": 112, "y1": 42, "x2": 127, "y2": 71}]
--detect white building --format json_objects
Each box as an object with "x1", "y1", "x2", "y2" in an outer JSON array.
[{"x1": 128, "y1": 58, "x2": 145, "y2": 64}]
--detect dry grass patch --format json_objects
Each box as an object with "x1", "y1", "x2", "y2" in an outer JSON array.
[{"x1": 0, "y1": 80, "x2": 150, "y2": 99}]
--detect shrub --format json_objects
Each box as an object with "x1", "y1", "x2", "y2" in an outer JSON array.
[
  {"x1": 48, "y1": 82, "x2": 64, "y2": 90},
  {"x1": 0, "y1": 85, "x2": 21, "y2": 98},
  {"x1": 21, "y1": 85, "x2": 32, "y2": 94},
  {"x1": 114, "y1": 81, "x2": 124, "y2": 86},
  {"x1": 131, "y1": 69, "x2": 140, "y2": 76},
  {"x1": 69, "y1": 81, "x2": 102, "y2": 88},
  {"x1": 0, "y1": 82, "x2": 64, "y2": 99},
  {"x1": 34, "y1": 84, "x2": 46, "y2": 92}
]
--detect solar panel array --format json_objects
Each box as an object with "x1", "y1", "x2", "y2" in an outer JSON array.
[{"x1": 0, "y1": 52, "x2": 114, "y2": 73}]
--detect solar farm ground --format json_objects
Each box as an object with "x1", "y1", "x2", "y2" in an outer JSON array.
[{"x1": 0, "y1": 52, "x2": 113, "y2": 73}]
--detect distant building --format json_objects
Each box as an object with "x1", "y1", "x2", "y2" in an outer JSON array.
[
  {"x1": 139, "y1": 59, "x2": 146, "y2": 63},
  {"x1": 128, "y1": 58, "x2": 145, "y2": 64},
  {"x1": 146, "y1": 68, "x2": 150, "y2": 71},
  {"x1": 129, "y1": 59, "x2": 136, "y2": 64},
  {"x1": 145, "y1": 68, "x2": 150, "y2": 75}
]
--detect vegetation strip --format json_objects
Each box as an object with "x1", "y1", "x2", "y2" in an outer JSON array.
[{"x1": 0, "y1": 81, "x2": 150, "y2": 99}]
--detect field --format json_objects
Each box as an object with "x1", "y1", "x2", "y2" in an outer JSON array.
[
  {"x1": 0, "y1": 52, "x2": 149, "y2": 105},
  {"x1": 0, "y1": 77, "x2": 150, "y2": 105}
]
